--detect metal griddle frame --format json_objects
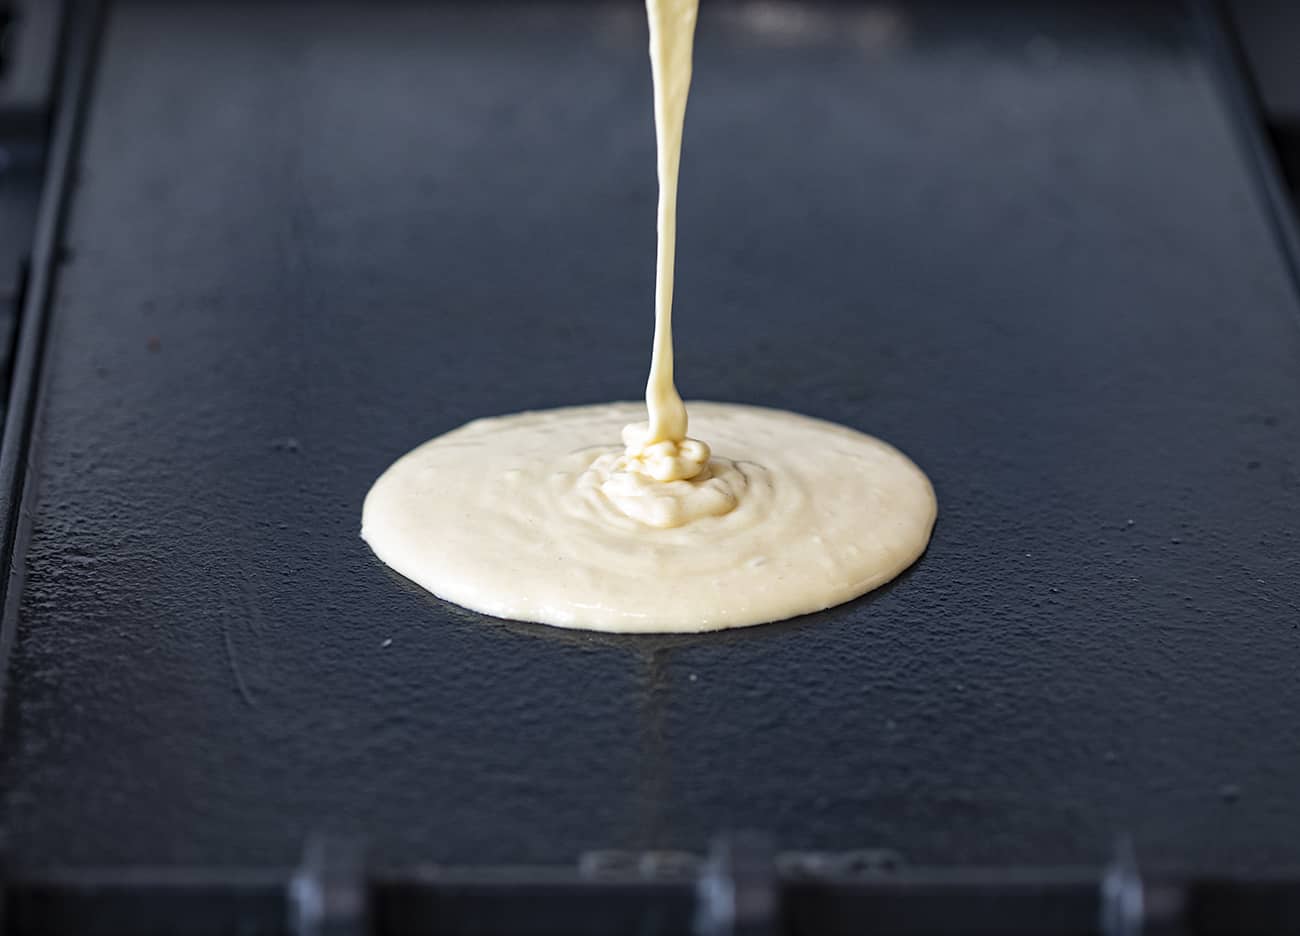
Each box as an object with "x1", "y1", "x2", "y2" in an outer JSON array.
[{"x1": 1, "y1": 1, "x2": 1299, "y2": 933}]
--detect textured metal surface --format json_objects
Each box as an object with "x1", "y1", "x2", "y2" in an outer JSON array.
[{"x1": 2, "y1": 0, "x2": 1300, "y2": 871}]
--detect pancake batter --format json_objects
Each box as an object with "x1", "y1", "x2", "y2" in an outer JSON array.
[{"x1": 361, "y1": 0, "x2": 937, "y2": 633}]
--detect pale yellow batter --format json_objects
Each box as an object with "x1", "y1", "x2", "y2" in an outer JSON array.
[
  {"x1": 364, "y1": 402, "x2": 934, "y2": 633},
  {"x1": 361, "y1": 0, "x2": 937, "y2": 633},
  {"x1": 643, "y1": 0, "x2": 696, "y2": 450}
]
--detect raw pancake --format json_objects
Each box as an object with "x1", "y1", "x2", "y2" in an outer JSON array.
[
  {"x1": 363, "y1": 0, "x2": 938, "y2": 632},
  {"x1": 362, "y1": 402, "x2": 936, "y2": 633}
]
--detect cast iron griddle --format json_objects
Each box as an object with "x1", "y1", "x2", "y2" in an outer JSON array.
[{"x1": 2, "y1": 0, "x2": 1299, "y2": 871}]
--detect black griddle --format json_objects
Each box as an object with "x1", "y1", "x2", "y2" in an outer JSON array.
[{"x1": 2, "y1": 0, "x2": 1300, "y2": 931}]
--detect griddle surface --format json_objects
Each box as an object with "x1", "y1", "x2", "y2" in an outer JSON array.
[{"x1": 3, "y1": 1, "x2": 1300, "y2": 869}]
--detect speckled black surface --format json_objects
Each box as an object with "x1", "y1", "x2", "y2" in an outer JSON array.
[{"x1": 2, "y1": 0, "x2": 1299, "y2": 871}]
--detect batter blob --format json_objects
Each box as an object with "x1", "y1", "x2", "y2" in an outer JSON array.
[
  {"x1": 361, "y1": 0, "x2": 937, "y2": 633},
  {"x1": 363, "y1": 402, "x2": 935, "y2": 633}
]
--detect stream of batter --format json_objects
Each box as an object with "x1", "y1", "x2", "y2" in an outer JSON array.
[{"x1": 361, "y1": 0, "x2": 937, "y2": 633}]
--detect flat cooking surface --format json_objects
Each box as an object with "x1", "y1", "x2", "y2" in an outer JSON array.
[{"x1": 3, "y1": 0, "x2": 1300, "y2": 870}]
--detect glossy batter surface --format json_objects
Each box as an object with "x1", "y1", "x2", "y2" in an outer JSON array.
[
  {"x1": 362, "y1": 402, "x2": 936, "y2": 633},
  {"x1": 362, "y1": 0, "x2": 937, "y2": 632}
]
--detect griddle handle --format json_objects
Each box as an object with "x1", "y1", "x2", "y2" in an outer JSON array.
[
  {"x1": 289, "y1": 836, "x2": 371, "y2": 936},
  {"x1": 696, "y1": 832, "x2": 779, "y2": 936}
]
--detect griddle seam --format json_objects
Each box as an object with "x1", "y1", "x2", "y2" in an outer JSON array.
[{"x1": 0, "y1": 0, "x2": 105, "y2": 724}]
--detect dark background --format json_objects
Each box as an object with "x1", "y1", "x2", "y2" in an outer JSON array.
[{"x1": 0, "y1": 1, "x2": 1298, "y2": 873}]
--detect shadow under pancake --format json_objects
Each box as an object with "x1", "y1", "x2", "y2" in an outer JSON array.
[{"x1": 373, "y1": 541, "x2": 929, "y2": 651}]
